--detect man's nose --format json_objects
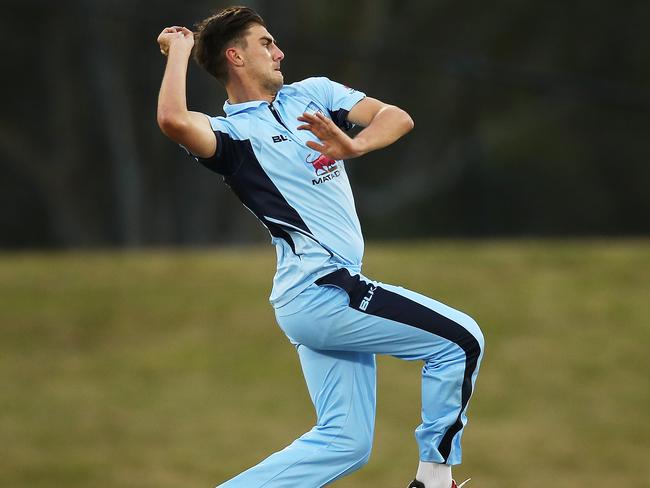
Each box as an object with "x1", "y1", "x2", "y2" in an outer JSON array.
[{"x1": 275, "y1": 46, "x2": 284, "y2": 61}]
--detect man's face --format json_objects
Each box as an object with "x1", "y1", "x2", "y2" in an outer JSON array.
[{"x1": 240, "y1": 24, "x2": 285, "y2": 94}]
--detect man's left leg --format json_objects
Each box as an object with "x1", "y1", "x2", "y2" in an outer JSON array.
[{"x1": 216, "y1": 346, "x2": 376, "y2": 488}]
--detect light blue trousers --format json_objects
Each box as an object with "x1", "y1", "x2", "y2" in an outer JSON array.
[{"x1": 217, "y1": 270, "x2": 484, "y2": 488}]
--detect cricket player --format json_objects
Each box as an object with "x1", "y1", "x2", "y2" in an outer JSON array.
[{"x1": 156, "y1": 6, "x2": 484, "y2": 488}]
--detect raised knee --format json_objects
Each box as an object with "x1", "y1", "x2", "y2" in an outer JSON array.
[
  {"x1": 353, "y1": 436, "x2": 373, "y2": 465},
  {"x1": 345, "y1": 437, "x2": 373, "y2": 470},
  {"x1": 336, "y1": 432, "x2": 373, "y2": 471}
]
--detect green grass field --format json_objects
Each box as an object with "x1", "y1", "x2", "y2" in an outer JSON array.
[{"x1": 1, "y1": 240, "x2": 648, "y2": 488}]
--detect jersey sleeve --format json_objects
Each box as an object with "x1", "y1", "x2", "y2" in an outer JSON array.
[
  {"x1": 182, "y1": 116, "x2": 243, "y2": 176},
  {"x1": 299, "y1": 77, "x2": 366, "y2": 131}
]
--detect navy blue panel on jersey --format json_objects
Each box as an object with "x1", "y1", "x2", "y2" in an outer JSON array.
[
  {"x1": 329, "y1": 108, "x2": 353, "y2": 131},
  {"x1": 222, "y1": 142, "x2": 313, "y2": 239},
  {"x1": 196, "y1": 130, "x2": 241, "y2": 175}
]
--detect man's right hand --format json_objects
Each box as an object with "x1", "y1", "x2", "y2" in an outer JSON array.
[{"x1": 157, "y1": 26, "x2": 194, "y2": 57}]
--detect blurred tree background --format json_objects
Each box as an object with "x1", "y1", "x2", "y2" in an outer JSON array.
[{"x1": 2, "y1": 0, "x2": 648, "y2": 248}]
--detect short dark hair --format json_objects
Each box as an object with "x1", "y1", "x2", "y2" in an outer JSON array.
[{"x1": 193, "y1": 6, "x2": 266, "y2": 83}]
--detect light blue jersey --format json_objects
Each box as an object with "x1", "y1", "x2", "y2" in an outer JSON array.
[{"x1": 193, "y1": 77, "x2": 366, "y2": 307}]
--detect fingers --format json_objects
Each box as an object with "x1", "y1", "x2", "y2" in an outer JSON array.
[
  {"x1": 297, "y1": 113, "x2": 316, "y2": 123},
  {"x1": 158, "y1": 26, "x2": 191, "y2": 38},
  {"x1": 159, "y1": 26, "x2": 180, "y2": 35},
  {"x1": 306, "y1": 140, "x2": 327, "y2": 153},
  {"x1": 298, "y1": 111, "x2": 331, "y2": 124},
  {"x1": 297, "y1": 112, "x2": 346, "y2": 158},
  {"x1": 157, "y1": 26, "x2": 194, "y2": 56},
  {"x1": 297, "y1": 112, "x2": 336, "y2": 135},
  {"x1": 296, "y1": 116, "x2": 316, "y2": 132},
  {"x1": 296, "y1": 115, "x2": 312, "y2": 127}
]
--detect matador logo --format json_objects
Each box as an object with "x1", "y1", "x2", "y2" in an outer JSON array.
[{"x1": 305, "y1": 154, "x2": 341, "y2": 186}]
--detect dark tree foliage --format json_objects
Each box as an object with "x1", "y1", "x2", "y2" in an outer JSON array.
[{"x1": 1, "y1": 0, "x2": 648, "y2": 247}]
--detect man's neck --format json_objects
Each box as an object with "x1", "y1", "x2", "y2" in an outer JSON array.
[{"x1": 225, "y1": 81, "x2": 277, "y2": 105}]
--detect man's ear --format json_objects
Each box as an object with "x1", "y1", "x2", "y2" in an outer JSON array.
[{"x1": 225, "y1": 47, "x2": 244, "y2": 67}]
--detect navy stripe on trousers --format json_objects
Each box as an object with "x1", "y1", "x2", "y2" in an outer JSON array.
[{"x1": 315, "y1": 269, "x2": 481, "y2": 463}]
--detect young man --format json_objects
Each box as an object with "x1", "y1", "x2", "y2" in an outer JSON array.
[{"x1": 157, "y1": 7, "x2": 483, "y2": 488}]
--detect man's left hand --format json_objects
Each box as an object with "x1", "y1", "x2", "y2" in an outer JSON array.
[{"x1": 297, "y1": 112, "x2": 366, "y2": 161}]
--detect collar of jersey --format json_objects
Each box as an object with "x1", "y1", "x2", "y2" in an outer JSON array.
[
  {"x1": 223, "y1": 99, "x2": 268, "y2": 116},
  {"x1": 223, "y1": 88, "x2": 289, "y2": 116}
]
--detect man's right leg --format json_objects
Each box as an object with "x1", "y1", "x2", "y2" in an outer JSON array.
[{"x1": 216, "y1": 346, "x2": 376, "y2": 488}]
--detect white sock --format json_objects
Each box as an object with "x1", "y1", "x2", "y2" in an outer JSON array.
[{"x1": 415, "y1": 461, "x2": 452, "y2": 488}]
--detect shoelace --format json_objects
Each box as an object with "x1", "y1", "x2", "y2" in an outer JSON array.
[{"x1": 456, "y1": 479, "x2": 471, "y2": 488}]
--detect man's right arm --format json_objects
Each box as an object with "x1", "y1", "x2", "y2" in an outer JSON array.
[{"x1": 156, "y1": 26, "x2": 216, "y2": 159}]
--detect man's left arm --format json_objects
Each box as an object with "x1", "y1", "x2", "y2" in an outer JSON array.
[{"x1": 296, "y1": 97, "x2": 414, "y2": 161}]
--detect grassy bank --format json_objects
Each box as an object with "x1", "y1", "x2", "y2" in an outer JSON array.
[{"x1": 1, "y1": 240, "x2": 648, "y2": 487}]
